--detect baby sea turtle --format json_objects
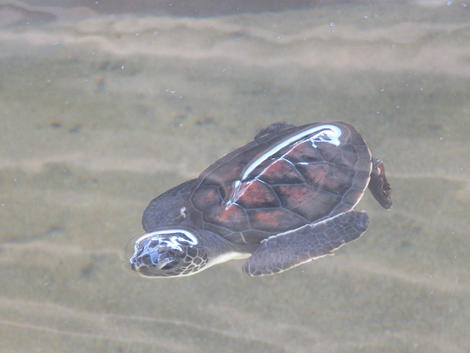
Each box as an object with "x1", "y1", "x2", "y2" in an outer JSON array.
[{"x1": 129, "y1": 122, "x2": 391, "y2": 277}]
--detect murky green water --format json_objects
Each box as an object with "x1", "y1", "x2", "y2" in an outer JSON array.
[{"x1": 1, "y1": 1, "x2": 470, "y2": 352}]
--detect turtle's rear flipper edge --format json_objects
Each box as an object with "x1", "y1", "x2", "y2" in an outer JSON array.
[
  {"x1": 242, "y1": 211, "x2": 369, "y2": 276},
  {"x1": 369, "y1": 158, "x2": 392, "y2": 209}
]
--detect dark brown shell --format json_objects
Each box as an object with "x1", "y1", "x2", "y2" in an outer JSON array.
[{"x1": 188, "y1": 122, "x2": 372, "y2": 245}]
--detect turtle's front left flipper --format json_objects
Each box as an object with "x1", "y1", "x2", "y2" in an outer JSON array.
[
  {"x1": 142, "y1": 179, "x2": 198, "y2": 232},
  {"x1": 243, "y1": 211, "x2": 369, "y2": 276}
]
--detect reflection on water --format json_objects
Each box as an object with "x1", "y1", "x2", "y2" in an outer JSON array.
[{"x1": 1, "y1": 1, "x2": 470, "y2": 352}]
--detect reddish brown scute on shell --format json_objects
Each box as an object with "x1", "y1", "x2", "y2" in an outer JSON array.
[{"x1": 188, "y1": 122, "x2": 372, "y2": 245}]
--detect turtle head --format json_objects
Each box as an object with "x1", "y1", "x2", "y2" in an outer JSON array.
[{"x1": 129, "y1": 229, "x2": 208, "y2": 277}]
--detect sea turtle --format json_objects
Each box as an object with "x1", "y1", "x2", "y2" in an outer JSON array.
[{"x1": 129, "y1": 122, "x2": 391, "y2": 277}]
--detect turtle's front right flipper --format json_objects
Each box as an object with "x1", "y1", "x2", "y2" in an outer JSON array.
[{"x1": 243, "y1": 211, "x2": 369, "y2": 276}]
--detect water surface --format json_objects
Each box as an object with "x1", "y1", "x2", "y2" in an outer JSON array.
[{"x1": 1, "y1": 1, "x2": 470, "y2": 352}]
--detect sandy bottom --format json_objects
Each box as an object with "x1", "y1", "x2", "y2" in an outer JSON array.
[{"x1": 1, "y1": 1, "x2": 470, "y2": 352}]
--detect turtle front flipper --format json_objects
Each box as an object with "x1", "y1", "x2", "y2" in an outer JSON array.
[
  {"x1": 242, "y1": 210, "x2": 369, "y2": 276},
  {"x1": 142, "y1": 179, "x2": 198, "y2": 232},
  {"x1": 368, "y1": 158, "x2": 392, "y2": 209},
  {"x1": 254, "y1": 122, "x2": 296, "y2": 141}
]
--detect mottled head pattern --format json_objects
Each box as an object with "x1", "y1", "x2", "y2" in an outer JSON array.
[{"x1": 129, "y1": 229, "x2": 208, "y2": 277}]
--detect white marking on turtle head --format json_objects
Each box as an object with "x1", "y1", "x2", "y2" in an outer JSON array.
[
  {"x1": 134, "y1": 228, "x2": 198, "y2": 253},
  {"x1": 241, "y1": 124, "x2": 342, "y2": 181}
]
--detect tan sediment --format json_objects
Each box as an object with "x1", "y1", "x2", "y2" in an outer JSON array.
[
  {"x1": 1, "y1": 16, "x2": 470, "y2": 76},
  {"x1": 327, "y1": 256, "x2": 470, "y2": 293},
  {"x1": 0, "y1": 154, "x2": 196, "y2": 177},
  {"x1": 0, "y1": 298, "x2": 284, "y2": 350}
]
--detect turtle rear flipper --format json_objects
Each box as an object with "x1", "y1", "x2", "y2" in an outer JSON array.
[
  {"x1": 368, "y1": 158, "x2": 392, "y2": 209},
  {"x1": 242, "y1": 210, "x2": 369, "y2": 276}
]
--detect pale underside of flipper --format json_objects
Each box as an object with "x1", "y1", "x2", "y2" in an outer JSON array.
[{"x1": 242, "y1": 210, "x2": 369, "y2": 276}]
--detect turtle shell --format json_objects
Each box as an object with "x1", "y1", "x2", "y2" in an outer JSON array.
[{"x1": 187, "y1": 122, "x2": 372, "y2": 246}]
